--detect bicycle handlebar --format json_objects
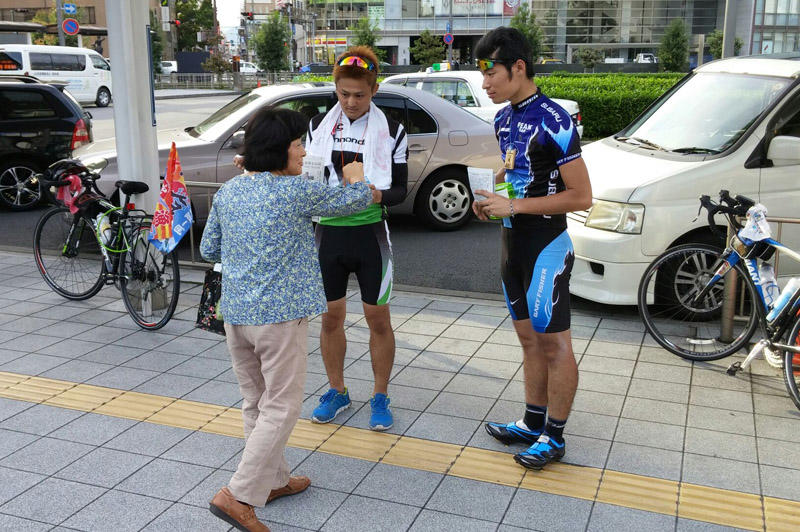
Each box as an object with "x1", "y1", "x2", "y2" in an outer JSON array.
[{"x1": 699, "y1": 190, "x2": 757, "y2": 241}]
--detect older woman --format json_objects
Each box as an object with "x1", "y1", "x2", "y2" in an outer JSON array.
[{"x1": 201, "y1": 106, "x2": 372, "y2": 532}]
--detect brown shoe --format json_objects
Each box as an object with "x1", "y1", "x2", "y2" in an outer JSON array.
[
  {"x1": 209, "y1": 487, "x2": 270, "y2": 532},
  {"x1": 267, "y1": 475, "x2": 311, "y2": 503}
]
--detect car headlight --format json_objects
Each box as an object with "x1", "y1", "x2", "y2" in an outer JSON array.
[
  {"x1": 82, "y1": 157, "x2": 108, "y2": 173},
  {"x1": 585, "y1": 200, "x2": 645, "y2": 234}
]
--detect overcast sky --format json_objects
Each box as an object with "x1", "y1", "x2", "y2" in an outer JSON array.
[{"x1": 217, "y1": 0, "x2": 243, "y2": 29}]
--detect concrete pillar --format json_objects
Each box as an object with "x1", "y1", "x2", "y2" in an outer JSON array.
[
  {"x1": 556, "y1": 0, "x2": 567, "y2": 60},
  {"x1": 105, "y1": 0, "x2": 160, "y2": 212},
  {"x1": 722, "y1": 0, "x2": 737, "y2": 58}
]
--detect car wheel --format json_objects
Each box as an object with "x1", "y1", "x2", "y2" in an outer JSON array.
[
  {"x1": 0, "y1": 160, "x2": 42, "y2": 211},
  {"x1": 416, "y1": 169, "x2": 473, "y2": 231},
  {"x1": 96, "y1": 87, "x2": 111, "y2": 107}
]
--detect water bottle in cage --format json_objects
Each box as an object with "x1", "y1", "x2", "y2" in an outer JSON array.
[
  {"x1": 767, "y1": 277, "x2": 800, "y2": 324},
  {"x1": 759, "y1": 263, "x2": 780, "y2": 308},
  {"x1": 95, "y1": 213, "x2": 113, "y2": 246}
]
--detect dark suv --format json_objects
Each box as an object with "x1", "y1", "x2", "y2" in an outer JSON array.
[{"x1": 0, "y1": 75, "x2": 92, "y2": 211}]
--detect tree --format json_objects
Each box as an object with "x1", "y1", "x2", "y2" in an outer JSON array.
[
  {"x1": 253, "y1": 11, "x2": 291, "y2": 72},
  {"x1": 150, "y1": 10, "x2": 164, "y2": 73},
  {"x1": 32, "y1": 8, "x2": 79, "y2": 46},
  {"x1": 349, "y1": 17, "x2": 387, "y2": 62},
  {"x1": 510, "y1": 3, "x2": 546, "y2": 61},
  {"x1": 202, "y1": 53, "x2": 230, "y2": 80},
  {"x1": 659, "y1": 19, "x2": 689, "y2": 72},
  {"x1": 706, "y1": 29, "x2": 743, "y2": 59},
  {"x1": 572, "y1": 48, "x2": 603, "y2": 71},
  {"x1": 175, "y1": 0, "x2": 214, "y2": 52},
  {"x1": 410, "y1": 30, "x2": 445, "y2": 68}
]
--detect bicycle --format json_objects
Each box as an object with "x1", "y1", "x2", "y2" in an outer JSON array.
[
  {"x1": 32, "y1": 159, "x2": 180, "y2": 330},
  {"x1": 637, "y1": 190, "x2": 800, "y2": 410}
]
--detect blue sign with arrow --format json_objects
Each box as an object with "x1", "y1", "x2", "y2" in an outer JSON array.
[{"x1": 63, "y1": 3, "x2": 77, "y2": 15}]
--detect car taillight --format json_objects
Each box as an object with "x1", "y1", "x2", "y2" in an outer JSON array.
[
  {"x1": 70, "y1": 118, "x2": 90, "y2": 150},
  {"x1": 573, "y1": 113, "x2": 582, "y2": 125}
]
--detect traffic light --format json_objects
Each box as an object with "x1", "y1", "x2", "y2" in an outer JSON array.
[
  {"x1": 170, "y1": 19, "x2": 181, "y2": 27},
  {"x1": 241, "y1": 11, "x2": 254, "y2": 21}
]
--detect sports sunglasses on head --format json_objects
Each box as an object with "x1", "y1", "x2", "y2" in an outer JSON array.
[
  {"x1": 476, "y1": 58, "x2": 513, "y2": 71},
  {"x1": 337, "y1": 56, "x2": 376, "y2": 71}
]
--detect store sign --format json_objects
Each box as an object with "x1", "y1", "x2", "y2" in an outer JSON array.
[{"x1": 422, "y1": 0, "x2": 504, "y2": 17}]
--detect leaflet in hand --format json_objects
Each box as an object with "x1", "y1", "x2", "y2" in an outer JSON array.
[
  {"x1": 302, "y1": 155, "x2": 326, "y2": 184},
  {"x1": 467, "y1": 167, "x2": 495, "y2": 201}
]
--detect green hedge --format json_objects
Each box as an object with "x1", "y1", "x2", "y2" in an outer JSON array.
[
  {"x1": 536, "y1": 73, "x2": 685, "y2": 139},
  {"x1": 291, "y1": 72, "x2": 685, "y2": 139}
]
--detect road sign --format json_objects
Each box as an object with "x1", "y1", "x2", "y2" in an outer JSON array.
[
  {"x1": 443, "y1": 33, "x2": 453, "y2": 45},
  {"x1": 62, "y1": 18, "x2": 79, "y2": 36},
  {"x1": 446, "y1": 21, "x2": 451, "y2": 34},
  {"x1": 63, "y1": 3, "x2": 77, "y2": 15}
]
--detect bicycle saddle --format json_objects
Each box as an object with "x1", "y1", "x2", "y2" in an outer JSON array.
[{"x1": 115, "y1": 180, "x2": 150, "y2": 195}]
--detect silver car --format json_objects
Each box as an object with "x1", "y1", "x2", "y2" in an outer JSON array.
[{"x1": 76, "y1": 83, "x2": 502, "y2": 230}]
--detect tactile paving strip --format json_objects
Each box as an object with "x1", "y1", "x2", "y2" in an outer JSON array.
[{"x1": 2, "y1": 371, "x2": 798, "y2": 531}]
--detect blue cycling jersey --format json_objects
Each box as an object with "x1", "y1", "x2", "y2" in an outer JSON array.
[{"x1": 494, "y1": 89, "x2": 582, "y2": 230}]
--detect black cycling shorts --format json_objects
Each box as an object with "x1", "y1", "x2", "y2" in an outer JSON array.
[
  {"x1": 501, "y1": 227, "x2": 574, "y2": 333},
  {"x1": 315, "y1": 221, "x2": 393, "y2": 305}
]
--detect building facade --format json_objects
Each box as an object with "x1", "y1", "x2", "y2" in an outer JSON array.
[{"x1": 301, "y1": 0, "x2": 798, "y2": 65}]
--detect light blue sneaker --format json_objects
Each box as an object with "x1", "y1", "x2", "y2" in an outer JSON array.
[
  {"x1": 311, "y1": 388, "x2": 351, "y2": 423},
  {"x1": 369, "y1": 393, "x2": 393, "y2": 431}
]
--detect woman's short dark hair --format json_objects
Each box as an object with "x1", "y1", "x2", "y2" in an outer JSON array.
[
  {"x1": 240, "y1": 106, "x2": 308, "y2": 172},
  {"x1": 475, "y1": 27, "x2": 534, "y2": 79}
]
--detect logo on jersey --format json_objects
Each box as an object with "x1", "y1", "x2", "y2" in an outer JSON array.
[{"x1": 541, "y1": 119, "x2": 574, "y2": 155}]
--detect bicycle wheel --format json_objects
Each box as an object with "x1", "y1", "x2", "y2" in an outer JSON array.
[
  {"x1": 784, "y1": 315, "x2": 800, "y2": 411},
  {"x1": 638, "y1": 244, "x2": 760, "y2": 361},
  {"x1": 33, "y1": 206, "x2": 105, "y2": 300},
  {"x1": 119, "y1": 226, "x2": 180, "y2": 330}
]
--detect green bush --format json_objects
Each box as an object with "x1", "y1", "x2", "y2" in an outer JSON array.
[{"x1": 537, "y1": 73, "x2": 685, "y2": 138}]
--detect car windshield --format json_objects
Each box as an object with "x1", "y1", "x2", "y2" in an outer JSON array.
[
  {"x1": 619, "y1": 72, "x2": 792, "y2": 153},
  {"x1": 190, "y1": 93, "x2": 261, "y2": 138}
]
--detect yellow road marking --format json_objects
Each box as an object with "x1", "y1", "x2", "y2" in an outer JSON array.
[{"x1": 1, "y1": 371, "x2": 798, "y2": 531}]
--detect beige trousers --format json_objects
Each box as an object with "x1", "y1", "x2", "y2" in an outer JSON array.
[{"x1": 224, "y1": 318, "x2": 308, "y2": 507}]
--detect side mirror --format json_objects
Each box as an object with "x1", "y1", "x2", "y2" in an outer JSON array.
[
  {"x1": 767, "y1": 135, "x2": 800, "y2": 167},
  {"x1": 225, "y1": 130, "x2": 245, "y2": 150}
]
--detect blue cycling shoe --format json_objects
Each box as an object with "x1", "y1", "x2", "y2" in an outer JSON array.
[
  {"x1": 311, "y1": 388, "x2": 351, "y2": 423},
  {"x1": 369, "y1": 393, "x2": 393, "y2": 431},
  {"x1": 514, "y1": 435, "x2": 566, "y2": 470},
  {"x1": 485, "y1": 420, "x2": 541, "y2": 445}
]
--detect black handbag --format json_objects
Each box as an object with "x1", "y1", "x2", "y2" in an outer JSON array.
[{"x1": 196, "y1": 266, "x2": 225, "y2": 336}]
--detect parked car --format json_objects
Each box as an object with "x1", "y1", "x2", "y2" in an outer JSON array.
[
  {"x1": 160, "y1": 60, "x2": 177, "y2": 75},
  {"x1": 382, "y1": 70, "x2": 583, "y2": 136},
  {"x1": 238, "y1": 61, "x2": 262, "y2": 74},
  {"x1": 75, "y1": 83, "x2": 502, "y2": 230},
  {"x1": 0, "y1": 44, "x2": 113, "y2": 107},
  {"x1": 568, "y1": 54, "x2": 800, "y2": 304},
  {"x1": 633, "y1": 53, "x2": 658, "y2": 64},
  {"x1": 0, "y1": 74, "x2": 92, "y2": 210},
  {"x1": 539, "y1": 58, "x2": 565, "y2": 64}
]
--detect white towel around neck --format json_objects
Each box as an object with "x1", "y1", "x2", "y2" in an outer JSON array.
[{"x1": 307, "y1": 102, "x2": 393, "y2": 190}]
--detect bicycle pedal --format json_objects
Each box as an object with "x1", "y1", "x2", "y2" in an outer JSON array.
[{"x1": 726, "y1": 361, "x2": 742, "y2": 376}]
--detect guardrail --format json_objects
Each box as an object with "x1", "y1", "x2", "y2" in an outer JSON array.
[
  {"x1": 153, "y1": 72, "x2": 309, "y2": 90},
  {"x1": 180, "y1": 180, "x2": 222, "y2": 269}
]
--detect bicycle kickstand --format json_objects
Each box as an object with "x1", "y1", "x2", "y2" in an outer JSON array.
[{"x1": 727, "y1": 339, "x2": 768, "y2": 376}]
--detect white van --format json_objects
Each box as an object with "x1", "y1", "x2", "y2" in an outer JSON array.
[
  {"x1": 568, "y1": 54, "x2": 800, "y2": 305},
  {"x1": 0, "y1": 44, "x2": 112, "y2": 107}
]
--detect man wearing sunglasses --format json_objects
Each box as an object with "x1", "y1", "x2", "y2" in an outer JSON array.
[
  {"x1": 305, "y1": 46, "x2": 408, "y2": 431},
  {"x1": 472, "y1": 27, "x2": 592, "y2": 470}
]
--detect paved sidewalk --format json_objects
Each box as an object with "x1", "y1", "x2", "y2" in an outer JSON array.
[{"x1": 0, "y1": 249, "x2": 799, "y2": 531}]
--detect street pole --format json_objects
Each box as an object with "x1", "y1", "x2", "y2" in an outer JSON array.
[
  {"x1": 447, "y1": 0, "x2": 453, "y2": 62},
  {"x1": 104, "y1": 0, "x2": 160, "y2": 212},
  {"x1": 288, "y1": 3, "x2": 294, "y2": 72},
  {"x1": 721, "y1": 0, "x2": 736, "y2": 58},
  {"x1": 311, "y1": 13, "x2": 316, "y2": 64},
  {"x1": 56, "y1": 0, "x2": 65, "y2": 46}
]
